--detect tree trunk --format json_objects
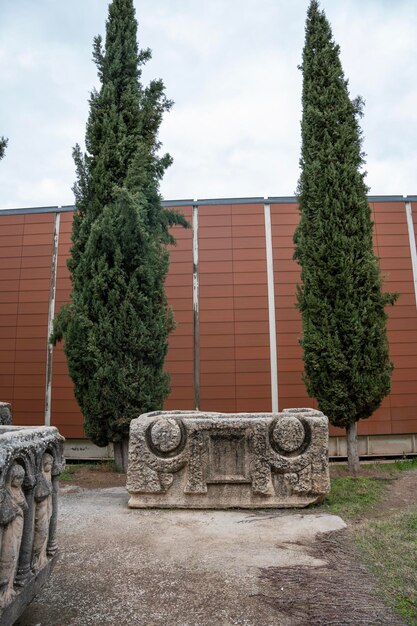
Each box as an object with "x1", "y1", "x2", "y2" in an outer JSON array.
[
  {"x1": 346, "y1": 422, "x2": 360, "y2": 476},
  {"x1": 113, "y1": 438, "x2": 129, "y2": 473}
]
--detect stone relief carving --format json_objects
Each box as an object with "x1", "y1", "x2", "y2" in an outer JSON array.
[
  {"x1": 0, "y1": 404, "x2": 12, "y2": 426},
  {"x1": 0, "y1": 425, "x2": 65, "y2": 624},
  {"x1": 32, "y1": 453, "x2": 53, "y2": 573},
  {"x1": 0, "y1": 464, "x2": 27, "y2": 608},
  {"x1": 127, "y1": 409, "x2": 330, "y2": 509}
]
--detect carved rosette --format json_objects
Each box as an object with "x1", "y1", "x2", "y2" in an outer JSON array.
[
  {"x1": 127, "y1": 409, "x2": 330, "y2": 509},
  {"x1": 0, "y1": 425, "x2": 65, "y2": 620}
]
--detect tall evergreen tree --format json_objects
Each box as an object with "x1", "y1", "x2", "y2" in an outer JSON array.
[
  {"x1": 52, "y1": 0, "x2": 187, "y2": 470},
  {"x1": 294, "y1": 0, "x2": 397, "y2": 474},
  {"x1": 0, "y1": 137, "x2": 7, "y2": 160}
]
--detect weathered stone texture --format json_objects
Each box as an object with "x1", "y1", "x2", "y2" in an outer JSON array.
[
  {"x1": 0, "y1": 425, "x2": 65, "y2": 625},
  {"x1": 0, "y1": 404, "x2": 12, "y2": 426},
  {"x1": 127, "y1": 409, "x2": 330, "y2": 509}
]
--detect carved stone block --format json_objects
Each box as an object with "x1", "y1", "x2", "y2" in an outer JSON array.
[
  {"x1": 127, "y1": 409, "x2": 330, "y2": 509},
  {"x1": 0, "y1": 424, "x2": 65, "y2": 625}
]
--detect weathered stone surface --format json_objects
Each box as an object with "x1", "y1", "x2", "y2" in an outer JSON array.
[
  {"x1": 127, "y1": 409, "x2": 330, "y2": 509},
  {"x1": 0, "y1": 404, "x2": 12, "y2": 426},
  {"x1": 0, "y1": 425, "x2": 65, "y2": 624}
]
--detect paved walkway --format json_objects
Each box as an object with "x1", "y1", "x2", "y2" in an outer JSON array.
[{"x1": 16, "y1": 486, "x2": 354, "y2": 625}]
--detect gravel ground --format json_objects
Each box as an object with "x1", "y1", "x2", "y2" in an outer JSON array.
[{"x1": 16, "y1": 486, "x2": 350, "y2": 626}]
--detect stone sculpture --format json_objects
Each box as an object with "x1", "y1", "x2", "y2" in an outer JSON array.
[
  {"x1": 32, "y1": 453, "x2": 53, "y2": 573},
  {"x1": 127, "y1": 409, "x2": 330, "y2": 508},
  {"x1": 0, "y1": 424, "x2": 64, "y2": 625},
  {"x1": 0, "y1": 464, "x2": 27, "y2": 608},
  {"x1": 0, "y1": 404, "x2": 12, "y2": 427}
]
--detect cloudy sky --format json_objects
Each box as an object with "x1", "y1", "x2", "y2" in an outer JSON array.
[{"x1": 0, "y1": 0, "x2": 416, "y2": 209}]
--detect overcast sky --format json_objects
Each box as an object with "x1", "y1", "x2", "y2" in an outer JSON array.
[{"x1": 0, "y1": 0, "x2": 416, "y2": 209}]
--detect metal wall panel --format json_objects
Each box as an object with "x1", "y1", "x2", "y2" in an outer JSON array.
[
  {"x1": 373, "y1": 201, "x2": 417, "y2": 437},
  {"x1": 163, "y1": 205, "x2": 194, "y2": 410},
  {"x1": 198, "y1": 203, "x2": 271, "y2": 413},
  {"x1": 1, "y1": 197, "x2": 417, "y2": 443},
  {"x1": 0, "y1": 213, "x2": 54, "y2": 426},
  {"x1": 270, "y1": 203, "x2": 315, "y2": 417}
]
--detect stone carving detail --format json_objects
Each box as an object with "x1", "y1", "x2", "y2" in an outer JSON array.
[
  {"x1": 271, "y1": 414, "x2": 306, "y2": 453},
  {"x1": 0, "y1": 464, "x2": 27, "y2": 608},
  {"x1": 32, "y1": 453, "x2": 53, "y2": 572},
  {"x1": 0, "y1": 404, "x2": 12, "y2": 426},
  {"x1": 127, "y1": 409, "x2": 330, "y2": 509},
  {"x1": 0, "y1": 424, "x2": 64, "y2": 624},
  {"x1": 150, "y1": 417, "x2": 183, "y2": 454}
]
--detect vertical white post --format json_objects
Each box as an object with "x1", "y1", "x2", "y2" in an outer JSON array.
[
  {"x1": 45, "y1": 212, "x2": 60, "y2": 426},
  {"x1": 192, "y1": 203, "x2": 200, "y2": 410},
  {"x1": 264, "y1": 203, "x2": 279, "y2": 412},
  {"x1": 405, "y1": 200, "x2": 417, "y2": 308}
]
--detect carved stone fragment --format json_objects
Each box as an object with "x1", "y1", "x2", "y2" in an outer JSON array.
[
  {"x1": 0, "y1": 405, "x2": 12, "y2": 426},
  {"x1": 0, "y1": 464, "x2": 27, "y2": 608},
  {"x1": 0, "y1": 424, "x2": 65, "y2": 625},
  {"x1": 32, "y1": 453, "x2": 53, "y2": 573},
  {"x1": 127, "y1": 409, "x2": 330, "y2": 509}
]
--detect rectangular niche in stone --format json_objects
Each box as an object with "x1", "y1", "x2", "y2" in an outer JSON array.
[
  {"x1": 126, "y1": 409, "x2": 330, "y2": 509},
  {"x1": 208, "y1": 432, "x2": 248, "y2": 483}
]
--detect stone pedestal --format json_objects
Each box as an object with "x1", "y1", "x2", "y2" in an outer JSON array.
[{"x1": 127, "y1": 409, "x2": 330, "y2": 509}]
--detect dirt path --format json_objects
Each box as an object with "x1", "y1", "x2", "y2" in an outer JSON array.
[
  {"x1": 257, "y1": 529, "x2": 404, "y2": 626},
  {"x1": 258, "y1": 468, "x2": 417, "y2": 626},
  {"x1": 366, "y1": 469, "x2": 417, "y2": 521}
]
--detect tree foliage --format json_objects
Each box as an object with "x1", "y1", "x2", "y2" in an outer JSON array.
[
  {"x1": 52, "y1": 0, "x2": 188, "y2": 446},
  {"x1": 0, "y1": 137, "x2": 7, "y2": 160},
  {"x1": 294, "y1": 2, "x2": 396, "y2": 437}
]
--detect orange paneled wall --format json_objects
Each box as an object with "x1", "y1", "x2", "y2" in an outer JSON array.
[
  {"x1": 376, "y1": 201, "x2": 417, "y2": 436},
  {"x1": 0, "y1": 197, "x2": 417, "y2": 442},
  {"x1": 0, "y1": 212, "x2": 54, "y2": 426},
  {"x1": 198, "y1": 203, "x2": 271, "y2": 413},
  {"x1": 164, "y1": 206, "x2": 194, "y2": 410},
  {"x1": 271, "y1": 203, "x2": 316, "y2": 414},
  {"x1": 199, "y1": 204, "x2": 237, "y2": 412}
]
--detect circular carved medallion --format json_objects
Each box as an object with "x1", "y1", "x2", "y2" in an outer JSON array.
[
  {"x1": 150, "y1": 418, "x2": 182, "y2": 453},
  {"x1": 271, "y1": 415, "x2": 305, "y2": 453}
]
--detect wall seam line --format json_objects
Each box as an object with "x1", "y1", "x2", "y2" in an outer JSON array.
[
  {"x1": 44, "y1": 212, "x2": 60, "y2": 426},
  {"x1": 263, "y1": 203, "x2": 279, "y2": 412},
  {"x1": 405, "y1": 200, "x2": 417, "y2": 308},
  {"x1": 192, "y1": 203, "x2": 200, "y2": 411}
]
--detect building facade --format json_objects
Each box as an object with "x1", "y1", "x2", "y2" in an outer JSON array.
[{"x1": 1, "y1": 196, "x2": 416, "y2": 458}]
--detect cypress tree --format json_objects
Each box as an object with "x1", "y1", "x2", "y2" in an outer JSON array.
[
  {"x1": 52, "y1": 0, "x2": 188, "y2": 470},
  {"x1": 294, "y1": 0, "x2": 397, "y2": 474},
  {"x1": 0, "y1": 137, "x2": 7, "y2": 160}
]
